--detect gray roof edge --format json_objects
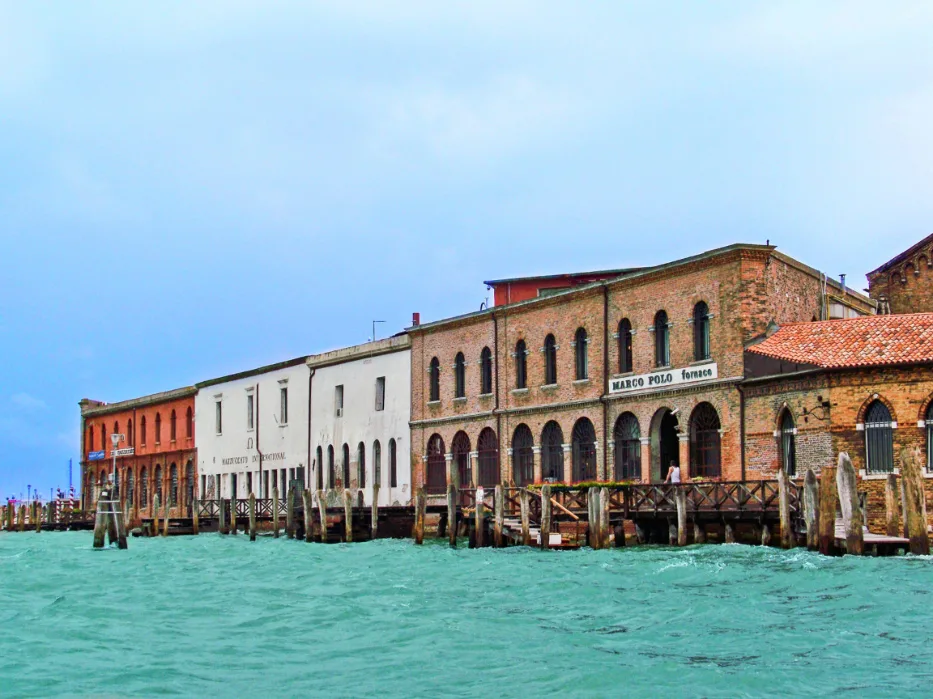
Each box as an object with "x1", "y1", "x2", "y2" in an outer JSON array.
[{"x1": 81, "y1": 386, "x2": 197, "y2": 416}]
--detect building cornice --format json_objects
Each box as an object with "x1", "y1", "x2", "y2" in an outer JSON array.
[
  {"x1": 81, "y1": 386, "x2": 197, "y2": 417},
  {"x1": 306, "y1": 334, "x2": 410, "y2": 369}
]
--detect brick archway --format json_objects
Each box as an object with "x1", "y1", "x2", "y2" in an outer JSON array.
[{"x1": 856, "y1": 393, "x2": 898, "y2": 425}]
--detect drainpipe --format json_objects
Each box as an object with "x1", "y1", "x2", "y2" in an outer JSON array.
[
  {"x1": 493, "y1": 312, "x2": 501, "y2": 483},
  {"x1": 307, "y1": 367, "x2": 315, "y2": 490},
  {"x1": 256, "y1": 383, "x2": 262, "y2": 498},
  {"x1": 603, "y1": 285, "x2": 609, "y2": 481},
  {"x1": 737, "y1": 383, "x2": 746, "y2": 481}
]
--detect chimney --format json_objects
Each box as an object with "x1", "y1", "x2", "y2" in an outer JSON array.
[{"x1": 412, "y1": 312, "x2": 420, "y2": 327}]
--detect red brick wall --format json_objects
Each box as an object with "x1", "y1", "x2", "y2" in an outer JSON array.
[{"x1": 868, "y1": 244, "x2": 933, "y2": 314}]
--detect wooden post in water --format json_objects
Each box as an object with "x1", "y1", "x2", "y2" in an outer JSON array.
[
  {"x1": 760, "y1": 524, "x2": 771, "y2": 546},
  {"x1": 303, "y1": 490, "x2": 313, "y2": 543},
  {"x1": 317, "y1": 490, "x2": 328, "y2": 543},
  {"x1": 836, "y1": 452, "x2": 863, "y2": 555},
  {"x1": 371, "y1": 484, "x2": 380, "y2": 540},
  {"x1": 900, "y1": 447, "x2": 931, "y2": 555},
  {"x1": 674, "y1": 487, "x2": 687, "y2": 546},
  {"x1": 162, "y1": 497, "x2": 170, "y2": 537},
  {"x1": 286, "y1": 486, "x2": 295, "y2": 539},
  {"x1": 587, "y1": 487, "x2": 598, "y2": 548},
  {"x1": 229, "y1": 498, "x2": 238, "y2": 535},
  {"x1": 272, "y1": 487, "x2": 280, "y2": 538},
  {"x1": 192, "y1": 497, "x2": 199, "y2": 536},
  {"x1": 668, "y1": 521, "x2": 678, "y2": 546},
  {"x1": 540, "y1": 485, "x2": 552, "y2": 550},
  {"x1": 152, "y1": 494, "x2": 161, "y2": 537},
  {"x1": 413, "y1": 487, "x2": 426, "y2": 545},
  {"x1": 817, "y1": 462, "x2": 837, "y2": 556},
  {"x1": 520, "y1": 489, "x2": 531, "y2": 546},
  {"x1": 343, "y1": 489, "x2": 353, "y2": 543},
  {"x1": 885, "y1": 474, "x2": 900, "y2": 538},
  {"x1": 600, "y1": 488, "x2": 611, "y2": 550},
  {"x1": 92, "y1": 492, "x2": 108, "y2": 548},
  {"x1": 494, "y1": 485, "x2": 504, "y2": 548},
  {"x1": 803, "y1": 469, "x2": 819, "y2": 550},
  {"x1": 724, "y1": 521, "x2": 735, "y2": 544},
  {"x1": 634, "y1": 522, "x2": 646, "y2": 544},
  {"x1": 447, "y1": 484, "x2": 457, "y2": 548},
  {"x1": 693, "y1": 522, "x2": 706, "y2": 544},
  {"x1": 475, "y1": 491, "x2": 485, "y2": 548},
  {"x1": 217, "y1": 494, "x2": 226, "y2": 535},
  {"x1": 115, "y1": 500, "x2": 128, "y2": 549},
  {"x1": 778, "y1": 469, "x2": 795, "y2": 549},
  {"x1": 34, "y1": 502, "x2": 42, "y2": 534},
  {"x1": 248, "y1": 492, "x2": 257, "y2": 542}
]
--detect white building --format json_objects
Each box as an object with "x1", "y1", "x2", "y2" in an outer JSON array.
[
  {"x1": 195, "y1": 357, "x2": 310, "y2": 501},
  {"x1": 307, "y1": 335, "x2": 411, "y2": 507}
]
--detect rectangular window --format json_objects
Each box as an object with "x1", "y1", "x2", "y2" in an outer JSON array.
[
  {"x1": 335, "y1": 385, "x2": 344, "y2": 416},
  {"x1": 280, "y1": 387, "x2": 288, "y2": 425},
  {"x1": 215, "y1": 401, "x2": 222, "y2": 435},
  {"x1": 247, "y1": 394, "x2": 254, "y2": 430},
  {"x1": 375, "y1": 377, "x2": 386, "y2": 411}
]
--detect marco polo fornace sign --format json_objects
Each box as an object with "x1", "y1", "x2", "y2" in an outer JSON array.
[{"x1": 610, "y1": 363, "x2": 719, "y2": 395}]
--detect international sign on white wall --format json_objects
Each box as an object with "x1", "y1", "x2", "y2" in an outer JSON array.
[
  {"x1": 113, "y1": 448, "x2": 135, "y2": 457},
  {"x1": 609, "y1": 363, "x2": 718, "y2": 395}
]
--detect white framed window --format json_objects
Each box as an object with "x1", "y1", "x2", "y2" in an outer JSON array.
[
  {"x1": 335, "y1": 385, "x2": 344, "y2": 417},
  {"x1": 215, "y1": 400, "x2": 222, "y2": 435},
  {"x1": 246, "y1": 393, "x2": 254, "y2": 430},
  {"x1": 280, "y1": 387, "x2": 288, "y2": 425},
  {"x1": 375, "y1": 377, "x2": 386, "y2": 412}
]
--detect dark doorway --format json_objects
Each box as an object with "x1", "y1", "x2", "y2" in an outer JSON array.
[{"x1": 658, "y1": 411, "x2": 679, "y2": 481}]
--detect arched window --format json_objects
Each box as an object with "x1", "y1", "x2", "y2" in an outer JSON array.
[
  {"x1": 358, "y1": 442, "x2": 366, "y2": 489},
  {"x1": 141, "y1": 416, "x2": 147, "y2": 446},
  {"x1": 926, "y1": 402, "x2": 933, "y2": 472},
  {"x1": 613, "y1": 412, "x2": 641, "y2": 480},
  {"x1": 186, "y1": 407, "x2": 193, "y2": 439},
  {"x1": 512, "y1": 425, "x2": 534, "y2": 486},
  {"x1": 127, "y1": 419, "x2": 134, "y2": 447},
  {"x1": 574, "y1": 328, "x2": 588, "y2": 380},
  {"x1": 316, "y1": 446, "x2": 324, "y2": 490},
  {"x1": 541, "y1": 421, "x2": 564, "y2": 482},
  {"x1": 618, "y1": 319, "x2": 633, "y2": 374},
  {"x1": 693, "y1": 302, "x2": 710, "y2": 361},
  {"x1": 185, "y1": 460, "x2": 194, "y2": 506},
  {"x1": 544, "y1": 334, "x2": 557, "y2": 385},
  {"x1": 690, "y1": 403, "x2": 721, "y2": 478},
  {"x1": 89, "y1": 427, "x2": 94, "y2": 451},
  {"x1": 389, "y1": 439, "x2": 398, "y2": 487},
  {"x1": 780, "y1": 410, "x2": 796, "y2": 477},
  {"x1": 480, "y1": 347, "x2": 493, "y2": 395},
  {"x1": 515, "y1": 339, "x2": 528, "y2": 389},
  {"x1": 452, "y1": 431, "x2": 471, "y2": 489},
  {"x1": 454, "y1": 352, "x2": 466, "y2": 398},
  {"x1": 126, "y1": 468, "x2": 135, "y2": 506},
  {"x1": 100, "y1": 425, "x2": 106, "y2": 451},
  {"x1": 654, "y1": 311, "x2": 670, "y2": 367},
  {"x1": 327, "y1": 445, "x2": 335, "y2": 488},
  {"x1": 169, "y1": 463, "x2": 178, "y2": 507},
  {"x1": 426, "y1": 434, "x2": 446, "y2": 494},
  {"x1": 170, "y1": 410, "x2": 177, "y2": 442},
  {"x1": 154, "y1": 464, "x2": 163, "y2": 501},
  {"x1": 113, "y1": 421, "x2": 119, "y2": 444},
  {"x1": 429, "y1": 357, "x2": 440, "y2": 402},
  {"x1": 140, "y1": 466, "x2": 149, "y2": 506},
  {"x1": 373, "y1": 441, "x2": 382, "y2": 487},
  {"x1": 572, "y1": 418, "x2": 597, "y2": 482},
  {"x1": 155, "y1": 413, "x2": 162, "y2": 444},
  {"x1": 477, "y1": 428, "x2": 499, "y2": 487},
  {"x1": 865, "y1": 400, "x2": 894, "y2": 474},
  {"x1": 342, "y1": 444, "x2": 350, "y2": 487}
]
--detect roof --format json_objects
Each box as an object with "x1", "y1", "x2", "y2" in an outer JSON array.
[
  {"x1": 196, "y1": 356, "x2": 309, "y2": 389},
  {"x1": 307, "y1": 334, "x2": 410, "y2": 369},
  {"x1": 746, "y1": 313, "x2": 933, "y2": 369},
  {"x1": 81, "y1": 386, "x2": 197, "y2": 417},
  {"x1": 483, "y1": 267, "x2": 645, "y2": 286},
  {"x1": 868, "y1": 231, "x2": 933, "y2": 276}
]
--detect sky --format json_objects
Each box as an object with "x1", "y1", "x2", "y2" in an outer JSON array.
[{"x1": 1, "y1": 1, "x2": 932, "y2": 501}]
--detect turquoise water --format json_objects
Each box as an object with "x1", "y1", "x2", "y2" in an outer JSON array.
[{"x1": 1, "y1": 533, "x2": 932, "y2": 698}]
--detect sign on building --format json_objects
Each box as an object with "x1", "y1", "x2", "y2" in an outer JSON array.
[
  {"x1": 88, "y1": 450, "x2": 105, "y2": 461},
  {"x1": 609, "y1": 363, "x2": 718, "y2": 395}
]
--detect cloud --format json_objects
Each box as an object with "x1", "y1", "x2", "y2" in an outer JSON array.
[{"x1": 11, "y1": 392, "x2": 47, "y2": 411}]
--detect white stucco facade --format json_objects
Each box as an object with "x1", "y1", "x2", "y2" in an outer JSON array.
[
  {"x1": 194, "y1": 358, "x2": 310, "y2": 501},
  {"x1": 307, "y1": 335, "x2": 411, "y2": 507}
]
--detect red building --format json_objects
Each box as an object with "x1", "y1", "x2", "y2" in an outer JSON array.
[
  {"x1": 484, "y1": 267, "x2": 644, "y2": 307},
  {"x1": 80, "y1": 387, "x2": 197, "y2": 524}
]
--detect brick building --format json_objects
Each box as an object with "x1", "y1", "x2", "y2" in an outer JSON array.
[
  {"x1": 79, "y1": 387, "x2": 197, "y2": 523},
  {"x1": 743, "y1": 313, "x2": 933, "y2": 530},
  {"x1": 409, "y1": 243, "x2": 873, "y2": 499},
  {"x1": 867, "y1": 232, "x2": 933, "y2": 315}
]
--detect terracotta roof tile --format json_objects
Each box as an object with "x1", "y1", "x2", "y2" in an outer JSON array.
[{"x1": 747, "y1": 313, "x2": 933, "y2": 369}]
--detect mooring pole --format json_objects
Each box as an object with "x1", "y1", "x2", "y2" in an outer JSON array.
[
  {"x1": 836, "y1": 452, "x2": 863, "y2": 555},
  {"x1": 447, "y1": 484, "x2": 457, "y2": 549},
  {"x1": 413, "y1": 487, "x2": 426, "y2": 545},
  {"x1": 540, "y1": 485, "x2": 552, "y2": 550},
  {"x1": 249, "y1": 492, "x2": 257, "y2": 542},
  {"x1": 803, "y1": 469, "x2": 819, "y2": 550}
]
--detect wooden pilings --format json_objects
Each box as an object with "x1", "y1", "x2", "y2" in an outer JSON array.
[
  {"x1": 760, "y1": 524, "x2": 771, "y2": 546},
  {"x1": 317, "y1": 490, "x2": 328, "y2": 543},
  {"x1": 674, "y1": 487, "x2": 687, "y2": 547},
  {"x1": 92, "y1": 492, "x2": 108, "y2": 549},
  {"x1": 885, "y1": 474, "x2": 900, "y2": 538},
  {"x1": 599, "y1": 488, "x2": 610, "y2": 549},
  {"x1": 778, "y1": 469, "x2": 795, "y2": 549},
  {"x1": 303, "y1": 490, "x2": 313, "y2": 543},
  {"x1": 192, "y1": 496, "x2": 199, "y2": 536},
  {"x1": 286, "y1": 486, "x2": 295, "y2": 539},
  {"x1": 587, "y1": 487, "x2": 598, "y2": 548},
  {"x1": 836, "y1": 452, "x2": 864, "y2": 555},
  {"x1": 803, "y1": 469, "x2": 819, "y2": 550},
  {"x1": 272, "y1": 487, "x2": 280, "y2": 538},
  {"x1": 413, "y1": 487, "x2": 425, "y2": 545},
  {"x1": 17, "y1": 505, "x2": 25, "y2": 532},
  {"x1": 520, "y1": 489, "x2": 531, "y2": 546},
  {"x1": 371, "y1": 484, "x2": 379, "y2": 539},
  {"x1": 693, "y1": 522, "x2": 706, "y2": 544},
  {"x1": 817, "y1": 462, "x2": 837, "y2": 556},
  {"x1": 540, "y1": 485, "x2": 552, "y2": 550},
  {"x1": 228, "y1": 498, "x2": 236, "y2": 536},
  {"x1": 724, "y1": 522, "x2": 735, "y2": 544},
  {"x1": 447, "y1": 484, "x2": 457, "y2": 548},
  {"x1": 900, "y1": 447, "x2": 931, "y2": 556},
  {"x1": 153, "y1": 495, "x2": 162, "y2": 536},
  {"x1": 248, "y1": 492, "x2": 257, "y2": 542},
  {"x1": 474, "y1": 492, "x2": 485, "y2": 548},
  {"x1": 162, "y1": 497, "x2": 170, "y2": 537},
  {"x1": 343, "y1": 489, "x2": 353, "y2": 543},
  {"x1": 493, "y1": 486, "x2": 504, "y2": 548},
  {"x1": 34, "y1": 502, "x2": 41, "y2": 534}
]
